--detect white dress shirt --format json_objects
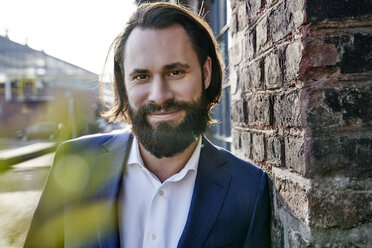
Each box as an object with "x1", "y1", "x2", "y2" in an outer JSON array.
[{"x1": 118, "y1": 136, "x2": 201, "y2": 248}]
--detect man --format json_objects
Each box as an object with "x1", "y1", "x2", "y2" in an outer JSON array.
[{"x1": 25, "y1": 2, "x2": 270, "y2": 248}]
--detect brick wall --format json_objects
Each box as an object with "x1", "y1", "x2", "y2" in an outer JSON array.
[{"x1": 229, "y1": 0, "x2": 372, "y2": 247}]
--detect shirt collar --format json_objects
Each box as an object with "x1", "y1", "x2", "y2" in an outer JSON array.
[
  {"x1": 127, "y1": 135, "x2": 145, "y2": 168},
  {"x1": 127, "y1": 135, "x2": 202, "y2": 183}
]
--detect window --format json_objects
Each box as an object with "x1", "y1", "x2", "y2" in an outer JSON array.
[{"x1": 207, "y1": 0, "x2": 232, "y2": 150}]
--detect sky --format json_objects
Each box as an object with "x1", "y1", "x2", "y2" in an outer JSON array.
[{"x1": 0, "y1": 0, "x2": 137, "y2": 74}]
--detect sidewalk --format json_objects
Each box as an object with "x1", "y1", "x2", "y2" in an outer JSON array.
[{"x1": 0, "y1": 152, "x2": 55, "y2": 248}]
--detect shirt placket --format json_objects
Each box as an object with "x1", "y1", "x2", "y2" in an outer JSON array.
[{"x1": 143, "y1": 183, "x2": 168, "y2": 248}]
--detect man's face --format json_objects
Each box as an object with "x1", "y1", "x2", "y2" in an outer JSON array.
[{"x1": 123, "y1": 24, "x2": 212, "y2": 158}]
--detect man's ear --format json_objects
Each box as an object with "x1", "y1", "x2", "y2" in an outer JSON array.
[{"x1": 203, "y1": 56, "x2": 212, "y2": 89}]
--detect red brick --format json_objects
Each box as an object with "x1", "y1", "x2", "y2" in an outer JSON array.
[{"x1": 303, "y1": 39, "x2": 339, "y2": 67}]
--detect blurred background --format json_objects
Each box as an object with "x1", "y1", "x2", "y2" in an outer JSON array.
[{"x1": 0, "y1": 1, "x2": 137, "y2": 247}]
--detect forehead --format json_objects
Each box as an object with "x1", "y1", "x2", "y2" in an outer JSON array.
[{"x1": 123, "y1": 24, "x2": 199, "y2": 71}]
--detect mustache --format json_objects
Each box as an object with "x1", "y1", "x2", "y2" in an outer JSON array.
[{"x1": 136, "y1": 99, "x2": 198, "y2": 116}]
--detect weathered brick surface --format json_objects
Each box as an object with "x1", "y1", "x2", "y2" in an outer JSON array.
[
  {"x1": 252, "y1": 132, "x2": 265, "y2": 162},
  {"x1": 232, "y1": 128, "x2": 243, "y2": 157},
  {"x1": 275, "y1": 177, "x2": 310, "y2": 223},
  {"x1": 230, "y1": 0, "x2": 371, "y2": 246},
  {"x1": 236, "y1": 2, "x2": 249, "y2": 32},
  {"x1": 229, "y1": 0, "x2": 240, "y2": 11},
  {"x1": 338, "y1": 33, "x2": 372, "y2": 74},
  {"x1": 311, "y1": 135, "x2": 372, "y2": 176},
  {"x1": 241, "y1": 60, "x2": 263, "y2": 91},
  {"x1": 246, "y1": 0, "x2": 261, "y2": 20},
  {"x1": 243, "y1": 29, "x2": 256, "y2": 60},
  {"x1": 305, "y1": 90, "x2": 344, "y2": 131},
  {"x1": 302, "y1": 33, "x2": 372, "y2": 79},
  {"x1": 231, "y1": 99, "x2": 244, "y2": 124},
  {"x1": 324, "y1": 86, "x2": 372, "y2": 125},
  {"x1": 289, "y1": 228, "x2": 310, "y2": 248},
  {"x1": 232, "y1": 128, "x2": 252, "y2": 161},
  {"x1": 274, "y1": 89, "x2": 301, "y2": 127},
  {"x1": 311, "y1": 223, "x2": 372, "y2": 247},
  {"x1": 268, "y1": 0, "x2": 304, "y2": 42},
  {"x1": 267, "y1": 134, "x2": 283, "y2": 166},
  {"x1": 241, "y1": 131, "x2": 252, "y2": 159},
  {"x1": 256, "y1": 17, "x2": 268, "y2": 52},
  {"x1": 311, "y1": 186, "x2": 372, "y2": 228},
  {"x1": 272, "y1": 215, "x2": 285, "y2": 248},
  {"x1": 307, "y1": 85, "x2": 372, "y2": 132},
  {"x1": 265, "y1": 49, "x2": 283, "y2": 89},
  {"x1": 268, "y1": 2, "x2": 288, "y2": 42},
  {"x1": 246, "y1": 93, "x2": 272, "y2": 126},
  {"x1": 230, "y1": 8, "x2": 238, "y2": 35},
  {"x1": 285, "y1": 136, "x2": 307, "y2": 175},
  {"x1": 285, "y1": 39, "x2": 303, "y2": 82},
  {"x1": 306, "y1": 0, "x2": 372, "y2": 22},
  {"x1": 229, "y1": 38, "x2": 243, "y2": 66},
  {"x1": 303, "y1": 39, "x2": 339, "y2": 67}
]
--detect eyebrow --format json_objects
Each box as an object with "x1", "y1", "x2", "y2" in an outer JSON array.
[
  {"x1": 128, "y1": 69, "x2": 150, "y2": 77},
  {"x1": 128, "y1": 62, "x2": 191, "y2": 77},
  {"x1": 163, "y1": 62, "x2": 191, "y2": 71}
]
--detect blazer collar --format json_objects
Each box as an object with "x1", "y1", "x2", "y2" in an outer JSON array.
[
  {"x1": 178, "y1": 136, "x2": 231, "y2": 248},
  {"x1": 87, "y1": 130, "x2": 133, "y2": 248},
  {"x1": 91, "y1": 130, "x2": 133, "y2": 198}
]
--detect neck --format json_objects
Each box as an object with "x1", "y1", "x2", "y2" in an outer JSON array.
[{"x1": 138, "y1": 138, "x2": 200, "y2": 183}]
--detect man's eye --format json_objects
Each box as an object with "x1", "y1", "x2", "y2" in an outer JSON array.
[
  {"x1": 134, "y1": 75, "x2": 148, "y2": 80},
  {"x1": 169, "y1": 70, "x2": 185, "y2": 78},
  {"x1": 171, "y1": 70, "x2": 181, "y2": 75}
]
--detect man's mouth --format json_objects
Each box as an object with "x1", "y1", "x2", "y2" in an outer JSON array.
[{"x1": 147, "y1": 109, "x2": 182, "y2": 121}]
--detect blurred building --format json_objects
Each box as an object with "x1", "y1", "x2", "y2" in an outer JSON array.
[{"x1": 0, "y1": 34, "x2": 99, "y2": 138}]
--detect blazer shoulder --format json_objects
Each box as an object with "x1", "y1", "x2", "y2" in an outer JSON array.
[{"x1": 58, "y1": 129, "x2": 131, "y2": 153}]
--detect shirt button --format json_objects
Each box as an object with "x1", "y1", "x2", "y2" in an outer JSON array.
[
  {"x1": 159, "y1": 190, "x2": 164, "y2": 196},
  {"x1": 151, "y1": 234, "x2": 157, "y2": 240}
]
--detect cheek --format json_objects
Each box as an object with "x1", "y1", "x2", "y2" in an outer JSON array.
[
  {"x1": 175, "y1": 77, "x2": 203, "y2": 100},
  {"x1": 126, "y1": 85, "x2": 149, "y2": 109}
]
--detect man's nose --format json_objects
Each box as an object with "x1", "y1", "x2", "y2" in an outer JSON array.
[{"x1": 148, "y1": 75, "x2": 173, "y2": 104}]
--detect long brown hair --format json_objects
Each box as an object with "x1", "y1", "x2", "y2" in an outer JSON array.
[{"x1": 101, "y1": 2, "x2": 223, "y2": 123}]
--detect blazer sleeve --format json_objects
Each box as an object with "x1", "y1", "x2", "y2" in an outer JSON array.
[
  {"x1": 24, "y1": 143, "x2": 66, "y2": 248},
  {"x1": 243, "y1": 171, "x2": 271, "y2": 248}
]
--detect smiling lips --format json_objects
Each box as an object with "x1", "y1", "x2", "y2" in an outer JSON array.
[{"x1": 148, "y1": 109, "x2": 183, "y2": 121}]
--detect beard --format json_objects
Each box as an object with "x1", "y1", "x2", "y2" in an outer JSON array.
[{"x1": 128, "y1": 91, "x2": 210, "y2": 158}]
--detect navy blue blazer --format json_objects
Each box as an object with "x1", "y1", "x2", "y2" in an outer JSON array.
[{"x1": 25, "y1": 130, "x2": 271, "y2": 248}]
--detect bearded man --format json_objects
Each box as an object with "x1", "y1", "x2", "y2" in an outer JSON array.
[{"x1": 25, "y1": 2, "x2": 271, "y2": 248}]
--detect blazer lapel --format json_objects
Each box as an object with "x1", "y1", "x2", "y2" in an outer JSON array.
[
  {"x1": 87, "y1": 131, "x2": 133, "y2": 248},
  {"x1": 178, "y1": 137, "x2": 232, "y2": 248}
]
